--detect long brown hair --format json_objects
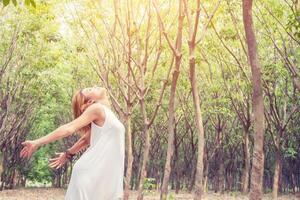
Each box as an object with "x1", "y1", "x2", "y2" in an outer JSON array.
[{"x1": 71, "y1": 89, "x2": 91, "y2": 135}]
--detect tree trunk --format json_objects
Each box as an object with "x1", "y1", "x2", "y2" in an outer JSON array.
[
  {"x1": 174, "y1": 130, "x2": 181, "y2": 194},
  {"x1": 160, "y1": 60, "x2": 181, "y2": 199},
  {"x1": 185, "y1": 0, "x2": 205, "y2": 199},
  {"x1": 160, "y1": 0, "x2": 184, "y2": 199},
  {"x1": 124, "y1": 113, "x2": 133, "y2": 200},
  {"x1": 160, "y1": 12, "x2": 183, "y2": 200},
  {"x1": 242, "y1": 0, "x2": 265, "y2": 200},
  {"x1": 291, "y1": 173, "x2": 296, "y2": 194},
  {"x1": 241, "y1": 129, "x2": 250, "y2": 194},
  {"x1": 203, "y1": 162, "x2": 209, "y2": 194},
  {"x1": 272, "y1": 144, "x2": 282, "y2": 199},
  {"x1": 218, "y1": 162, "x2": 225, "y2": 193},
  {"x1": 137, "y1": 100, "x2": 151, "y2": 200},
  {"x1": 189, "y1": 44, "x2": 205, "y2": 200}
]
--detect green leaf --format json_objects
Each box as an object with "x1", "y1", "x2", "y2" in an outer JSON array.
[
  {"x1": 3, "y1": 0, "x2": 10, "y2": 7},
  {"x1": 12, "y1": 0, "x2": 16, "y2": 6}
]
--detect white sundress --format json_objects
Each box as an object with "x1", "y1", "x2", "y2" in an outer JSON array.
[{"x1": 65, "y1": 104, "x2": 125, "y2": 200}]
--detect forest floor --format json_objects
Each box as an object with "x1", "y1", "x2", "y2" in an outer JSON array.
[{"x1": 0, "y1": 187, "x2": 299, "y2": 200}]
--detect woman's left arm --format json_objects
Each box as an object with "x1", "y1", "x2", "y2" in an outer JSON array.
[{"x1": 20, "y1": 103, "x2": 104, "y2": 159}]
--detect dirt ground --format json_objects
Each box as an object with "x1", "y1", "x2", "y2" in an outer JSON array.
[{"x1": 0, "y1": 188, "x2": 299, "y2": 200}]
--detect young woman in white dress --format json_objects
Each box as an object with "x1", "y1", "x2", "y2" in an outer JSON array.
[{"x1": 20, "y1": 86, "x2": 125, "y2": 200}]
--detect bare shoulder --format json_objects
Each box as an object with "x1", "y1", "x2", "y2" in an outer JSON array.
[{"x1": 85, "y1": 102, "x2": 105, "y2": 119}]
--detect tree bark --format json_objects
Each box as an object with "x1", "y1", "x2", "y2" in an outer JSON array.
[
  {"x1": 136, "y1": 101, "x2": 151, "y2": 200},
  {"x1": 189, "y1": 42, "x2": 205, "y2": 200},
  {"x1": 241, "y1": 129, "x2": 250, "y2": 194},
  {"x1": 124, "y1": 113, "x2": 133, "y2": 200},
  {"x1": 272, "y1": 139, "x2": 282, "y2": 199},
  {"x1": 242, "y1": 0, "x2": 265, "y2": 200},
  {"x1": 160, "y1": 0, "x2": 184, "y2": 199},
  {"x1": 183, "y1": 0, "x2": 205, "y2": 199}
]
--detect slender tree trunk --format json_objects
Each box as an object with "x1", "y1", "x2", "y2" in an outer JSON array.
[
  {"x1": 137, "y1": 100, "x2": 151, "y2": 200},
  {"x1": 217, "y1": 161, "x2": 225, "y2": 193},
  {"x1": 272, "y1": 141, "x2": 282, "y2": 199},
  {"x1": 214, "y1": 128, "x2": 224, "y2": 193},
  {"x1": 291, "y1": 173, "x2": 296, "y2": 194},
  {"x1": 134, "y1": 137, "x2": 143, "y2": 190},
  {"x1": 183, "y1": 0, "x2": 205, "y2": 199},
  {"x1": 203, "y1": 162, "x2": 209, "y2": 194},
  {"x1": 124, "y1": 113, "x2": 133, "y2": 200},
  {"x1": 191, "y1": 69, "x2": 205, "y2": 200},
  {"x1": 242, "y1": 0, "x2": 265, "y2": 200},
  {"x1": 124, "y1": 4, "x2": 134, "y2": 198},
  {"x1": 160, "y1": 0, "x2": 184, "y2": 199},
  {"x1": 241, "y1": 129, "x2": 250, "y2": 194},
  {"x1": 174, "y1": 131, "x2": 181, "y2": 194},
  {"x1": 160, "y1": 62, "x2": 181, "y2": 199},
  {"x1": 227, "y1": 171, "x2": 234, "y2": 191}
]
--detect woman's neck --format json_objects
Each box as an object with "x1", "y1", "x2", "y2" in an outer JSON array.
[{"x1": 95, "y1": 98, "x2": 110, "y2": 108}]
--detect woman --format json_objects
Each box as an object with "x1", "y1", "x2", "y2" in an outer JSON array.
[{"x1": 20, "y1": 86, "x2": 125, "y2": 200}]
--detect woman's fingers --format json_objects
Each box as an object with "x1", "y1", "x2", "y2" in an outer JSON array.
[
  {"x1": 20, "y1": 146, "x2": 28, "y2": 157},
  {"x1": 49, "y1": 159, "x2": 59, "y2": 165},
  {"x1": 20, "y1": 149, "x2": 25, "y2": 158},
  {"x1": 49, "y1": 153, "x2": 66, "y2": 168},
  {"x1": 49, "y1": 161, "x2": 58, "y2": 166},
  {"x1": 20, "y1": 148, "x2": 28, "y2": 158},
  {"x1": 49, "y1": 161, "x2": 55, "y2": 166},
  {"x1": 49, "y1": 159, "x2": 65, "y2": 168},
  {"x1": 21, "y1": 151, "x2": 26, "y2": 158},
  {"x1": 49, "y1": 155, "x2": 63, "y2": 162},
  {"x1": 49, "y1": 152, "x2": 67, "y2": 169},
  {"x1": 50, "y1": 162, "x2": 62, "y2": 169},
  {"x1": 49, "y1": 157, "x2": 59, "y2": 161},
  {"x1": 20, "y1": 140, "x2": 37, "y2": 159},
  {"x1": 20, "y1": 148, "x2": 25, "y2": 155},
  {"x1": 49, "y1": 161, "x2": 59, "y2": 168}
]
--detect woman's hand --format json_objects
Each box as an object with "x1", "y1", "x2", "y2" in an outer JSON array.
[
  {"x1": 49, "y1": 152, "x2": 68, "y2": 169},
  {"x1": 20, "y1": 140, "x2": 39, "y2": 159}
]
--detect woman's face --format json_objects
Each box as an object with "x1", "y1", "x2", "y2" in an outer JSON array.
[{"x1": 82, "y1": 85, "x2": 107, "y2": 101}]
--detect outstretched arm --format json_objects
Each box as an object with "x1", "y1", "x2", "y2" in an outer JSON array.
[
  {"x1": 20, "y1": 103, "x2": 104, "y2": 159},
  {"x1": 34, "y1": 104, "x2": 99, "y2": 147},
  {"x1": 67, "y1": 130, "x2": 91, "y2": 155}
]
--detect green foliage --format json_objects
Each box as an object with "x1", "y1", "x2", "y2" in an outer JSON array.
[
  {"x1": 143, "y1": 177, "x2": 156, "y2": 190},
  {"x1": 27, "y1": 146, "x2": 52, "y2": 183},
  {"x1": 1, "y1": 0, "x2": 35, "y2": 7},
  {"x1": 168, "y1": 192, "x2": 175, "y2": 200}
]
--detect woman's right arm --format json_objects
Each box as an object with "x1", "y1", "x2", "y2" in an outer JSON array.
[{"x1": 67, "y1": 130, "x2": 91, "y2": 155}]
